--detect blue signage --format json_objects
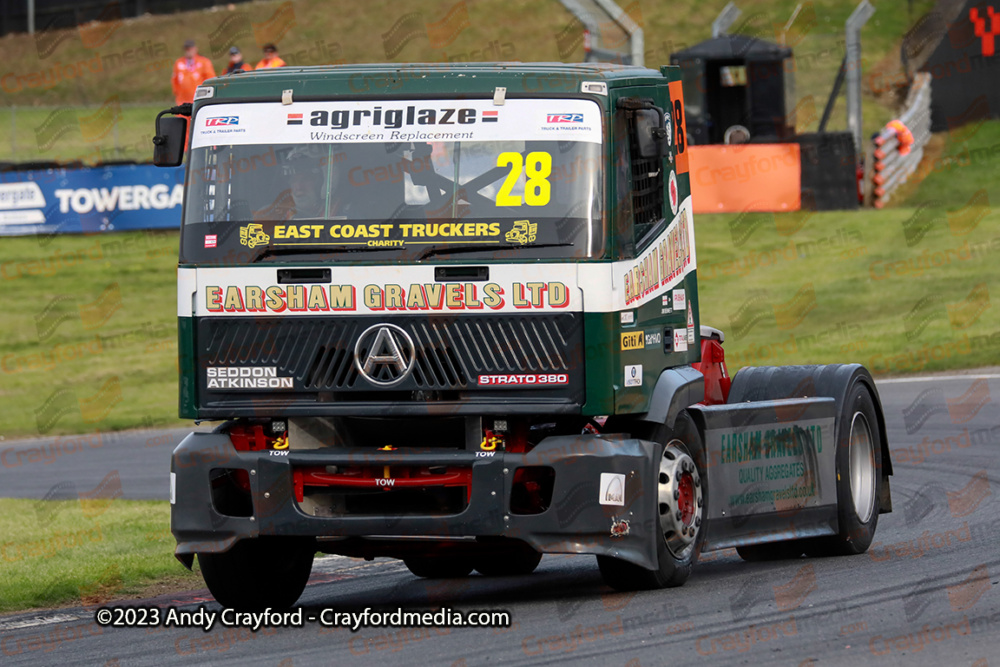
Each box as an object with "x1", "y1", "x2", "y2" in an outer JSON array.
[{"x1": 0, "y1": 163, "x2": 185, "y2": 237}]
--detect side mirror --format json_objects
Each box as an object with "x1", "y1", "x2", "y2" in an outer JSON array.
[
  {"x1": 634, "y1": 108, "x2": 668, "y2": 159},
  {"x1": 153, "y1": 111, "x2": 189, "y2": 167}
]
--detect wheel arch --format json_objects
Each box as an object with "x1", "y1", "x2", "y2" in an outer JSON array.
[{"x1": 634, "y1": 365, "x2": 705, "y2": 430}]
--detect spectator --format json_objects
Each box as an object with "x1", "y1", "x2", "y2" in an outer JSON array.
[
  {"x1": 171, "y1": 39, "x2": 216, "y2": 105},
  {"x1": 256, "y1": 43, "x2": 287, "y2": 69},
  {"x1": 224, "y1": 46, "x2": 252, "y2": 75}
]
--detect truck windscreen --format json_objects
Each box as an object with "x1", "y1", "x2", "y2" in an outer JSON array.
[{"x1": 181, "y1": 99, "x2": 604, "y2": 263}]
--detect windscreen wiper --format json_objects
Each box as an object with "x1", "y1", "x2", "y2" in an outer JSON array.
[
  {"x1": 251, "y1": 246, "x2": 389, "y2": 262},
  {"x1": 417, "y1": 243, "x2": 573, "y2": 261}
]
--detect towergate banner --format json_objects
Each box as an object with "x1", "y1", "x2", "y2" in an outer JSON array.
[{"x1": 0, "y1": 163, "x2": 185, "y2": 237}]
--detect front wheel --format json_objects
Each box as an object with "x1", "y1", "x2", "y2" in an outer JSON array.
[
  {"x1": 598, "y1": 412, "x2": 706, "y2": 590},
  {"x1": 199, "y1": 537, "x2": 315, "y2": 611}
]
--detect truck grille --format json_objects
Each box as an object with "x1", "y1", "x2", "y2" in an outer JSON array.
[{"x1": 198, "y1": 314, "x2": 582, "y2": 392}]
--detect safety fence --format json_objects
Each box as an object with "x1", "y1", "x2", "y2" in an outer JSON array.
[{"x1": 871, "y1": 72, "x2": 931, "y2": 208}]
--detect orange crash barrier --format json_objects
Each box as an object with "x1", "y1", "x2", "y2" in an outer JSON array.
[{"x1": 688, "y1": 144, "x2": 801, "y2": 213}]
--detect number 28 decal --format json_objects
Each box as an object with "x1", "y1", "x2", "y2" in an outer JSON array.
[
  {"x1": 496, "y1": 151, "x2": 552, "y2": 207},
  {"x1": 667, "y1": 80, "x2": 689, "y2": 174},
  {"x1": 672, "y1": 100, "x2": 685, "y2": 153}
]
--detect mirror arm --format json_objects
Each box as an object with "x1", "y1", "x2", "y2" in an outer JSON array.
[
  {"x1": 152, "y1": 104, "x2": 192, "y2": 146},
  {"x1": 166, "y1": 104, "x2": 193, "y2": 118}
]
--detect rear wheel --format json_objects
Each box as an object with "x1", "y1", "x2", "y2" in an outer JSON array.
[
  {"x1": 805, "y1": 383, "x2": 882, "y2": 556},
  {"x1": 598, "y1": 412, "x2": 705, "y2": 590},
  {"x1": 404, "y1": 557, "x2": 474, "y2": 579},
  {"x1": 199, "y1": 537, "x2": 315, "y2": 611}
]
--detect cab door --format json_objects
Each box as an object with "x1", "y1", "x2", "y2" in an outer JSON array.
[{"x1": 610, "y1": 81, "x2": 697, "y2": 415}]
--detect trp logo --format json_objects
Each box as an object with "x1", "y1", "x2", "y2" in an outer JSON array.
[{"x1": 546, "y1": 113, "x2": 584, "y2": 123}]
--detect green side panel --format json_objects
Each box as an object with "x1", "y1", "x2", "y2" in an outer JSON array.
[
  {"x1": 581, "y1": 270, "x2": 702, "y2": 417},
  {"x1": 581, "y1": 311, "x2": 618, "y2": 415},
  {"x1": 178, "y1": 316, "x2": 198, "y2": 419},
  {"x1": 613, "y1": 269, "x2": 701, "y2": 415}
]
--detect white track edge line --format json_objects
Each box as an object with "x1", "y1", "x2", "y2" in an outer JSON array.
[{"x1": 876, "y1": 374, "x2": 1000, "y2": 385}]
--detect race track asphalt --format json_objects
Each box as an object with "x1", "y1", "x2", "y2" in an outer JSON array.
[{"x1": 2, "y1": 373, "x2": 999, "y2": 666}]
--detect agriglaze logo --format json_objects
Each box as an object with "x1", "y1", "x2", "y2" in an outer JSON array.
[{"x1": 299, "y1": 104, "x2": 482, "y2": 135}]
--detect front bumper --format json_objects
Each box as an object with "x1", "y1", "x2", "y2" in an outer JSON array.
[{"x1": 171, "y1": 431, "x2": 660, "y2": 570}]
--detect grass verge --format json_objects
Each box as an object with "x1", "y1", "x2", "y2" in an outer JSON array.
[
  {"x1": 0, "y1": 104, "x2": 161, "y2": 165},
  {"x1": 0, "y1": 228, "x2": 185, "y2": 439},
  {"x1": 0, "y1": 498, "x2": 200, "y2": 614}
]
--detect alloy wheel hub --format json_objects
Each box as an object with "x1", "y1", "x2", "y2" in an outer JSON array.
[{"x1": 657, "y1": 442, "x2": 703, "y2": 558}]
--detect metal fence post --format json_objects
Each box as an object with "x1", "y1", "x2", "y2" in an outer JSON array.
[{"x1": 845, "y1": 0, "x2": 875, "y2": 156}]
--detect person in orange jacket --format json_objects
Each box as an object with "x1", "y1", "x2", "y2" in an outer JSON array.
[
  {"x1": 256, "y1": 43, "x2": 287, "y2": 69},
  {"x1": 171, "y1": 39, "x2": 216, "y2": 105},
  {"x1": 224, "y1": 46, "x2": 253, "y2": 75}
]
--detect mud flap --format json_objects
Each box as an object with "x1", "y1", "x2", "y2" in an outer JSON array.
[
  {"x1": 688, "y1": 397, "x2": 840, "y2": 550},
  {"x1": 171, "y1": 431, "x2": 260, "y2": 558}
]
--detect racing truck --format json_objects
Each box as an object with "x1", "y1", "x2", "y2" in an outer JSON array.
[{"x1": 154, "y1": 62, "x2": 892, "y2": 610}]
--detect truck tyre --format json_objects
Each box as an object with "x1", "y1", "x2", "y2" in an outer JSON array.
[
  {"x1": 474, "y1": 540, "x2": 542, "y2": 576},
  {"x1": 598, "y1": 411, "x2": 705, "y2": 590},
  {"x1": 804, "y1": 382, "x2": 882, "y2": 556},
  {"x1": 199, "y1": 537, "x2": 315, "y2": 611},
  {"x1": 404, "y1": 557, "x2": 474, "y2": 579}
]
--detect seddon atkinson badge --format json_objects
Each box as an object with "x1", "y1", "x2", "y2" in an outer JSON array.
[{"x1": 153, "y1": 62, "x2": 893, "y2": 610}]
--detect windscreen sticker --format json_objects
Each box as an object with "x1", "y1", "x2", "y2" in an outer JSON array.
[
  {"x1": 192, "y1": 99, "x2": 602, "y2": 149},
  {"x1": 260, "y1": 221, "x2": 508, "y2": 247}
]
